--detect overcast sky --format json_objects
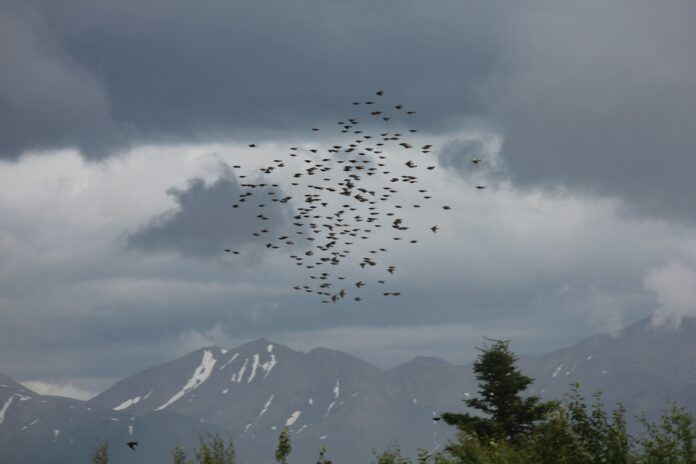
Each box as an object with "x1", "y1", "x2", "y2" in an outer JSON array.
[{"x1": 2, "y1": 0, "x2": 696, "y2": 400}]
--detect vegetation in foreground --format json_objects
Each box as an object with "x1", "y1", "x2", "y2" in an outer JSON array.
[{"x1": 92, "y1": 339, "x2": 696, "y2": 463}]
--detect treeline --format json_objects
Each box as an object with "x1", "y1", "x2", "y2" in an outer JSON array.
[{"x1": 91, "y1": 340, "x2": 696, "y2": 464}]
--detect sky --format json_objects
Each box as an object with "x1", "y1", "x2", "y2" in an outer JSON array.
[{"x1": 1, "y1": 0, "x2": 696, "y2": 400}]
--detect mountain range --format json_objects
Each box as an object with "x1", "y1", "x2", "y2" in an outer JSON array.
[{"x1": 2, "y1": 316, "x2": 695, "y2": 463}]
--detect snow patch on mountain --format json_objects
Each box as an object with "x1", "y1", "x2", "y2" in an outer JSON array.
[
  {"x1": 231, "y1": 358, "x2": 248, "y2": 383},
  {"x1": 248, "y1": 354, "x2": 260, "y2": 382},
  {"x1": 258, "y1": 394, "x2": 274, "y2": 418},
  {"x1": 285, "y1": 410, "x2": 301, "y2": 426},
  {"x1": 219, "y1": 353, "x2": 239, "y2": 370},
  {"x1": 114, "y1": 395, "x2": 141, "y2": 411},
  {"x1": 325, "y1": 401, "x2": 336, "y2": 417},
  {"x1": 156, "y1": 350, "x2": 217, "y2": 410},
  {"x1": 21, "y1": 418, "x2": 39, "y2": 430},
  {"x1": 0, "y1": 395, "x2": 14, "y2": 425},
  {"x1": 333, "y1": 376, "x2": 340, "y2": 399},
  {"x1": 260, "y1": 348, "x2": 277, "y2": 380},
  {"x1": 552, "y1": 364, "x2": 564, "y2": 378}
]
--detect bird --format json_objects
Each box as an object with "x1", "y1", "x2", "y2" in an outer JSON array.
[
  {"x1": 226, "y1": 91, "x2": 455, "y2": 303},
  {"x1": 476, "y1": 186, "x2": 486, "y2": 190},
  {"x1": 471, "y1": 158, "x2": 481, "y2": 166},
  {"x1": 127, "y1": 441, "x2": 138, "y2": 450}
]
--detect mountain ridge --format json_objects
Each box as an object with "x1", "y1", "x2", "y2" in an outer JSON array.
[{"x1": 3, "y1": 316, "x2": 696, "y2": 463}]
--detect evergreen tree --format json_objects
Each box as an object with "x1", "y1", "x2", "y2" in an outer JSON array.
[
  {"x1": 91, "y1": 441, "x2": 109, "y2": 464},
  {"x1": 441, "y1": 338, "x2": 550, "y2": 443},
  {"x1": 275, "y1": 427, "x2": 292, "y2": 464},
  {"x1": 316, "y1": 446, "x2": 333, "y2": 464},
  {"x1": 193, "y1": 433, "x2": 235, "y2": 464},
  {"x1": 172, "y1": 441, "x2": 190, "y2": 464},
  {"x1": 372, "y1": 443, "x2": 411, "y2": 464}
]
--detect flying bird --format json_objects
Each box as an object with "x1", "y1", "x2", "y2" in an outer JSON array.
[{"x1": 127, "y1": 442, "x2": 138, "y2": 451}]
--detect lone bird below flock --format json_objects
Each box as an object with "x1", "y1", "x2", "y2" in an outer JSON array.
[{"x1": 127, "y1": 442, "x2": 138, "y2": 451}]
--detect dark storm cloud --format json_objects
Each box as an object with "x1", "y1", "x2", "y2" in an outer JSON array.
[
  {"x1": 483, "y1": 2, "x2": 696, "y2": 221},
  {"x1": 0, "y1": 0, "x2": 500, "y2": 160},
  {"x1": 4, "y1": 1, "x2": 694, "y2": 222},
  {"x1": 0, "y1": 3, "x2": 121, "y2": 158},
  {"x1": 128, "y1": 168, "x2": 293, "y2": 257}
]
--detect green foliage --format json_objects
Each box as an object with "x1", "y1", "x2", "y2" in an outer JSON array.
[
  {"x1": 275, "y1": 427, "x2": 292, "y2": 464},
  {"x1": 172, "y1": 441, "x2": 190, "y2": 464},
  {"x1": 91, "y1": 441, "x2": 109, "y2": 464},
  {"x1": 445, "y1": 431, "x2": 531, "y2": 464},
  {"x1": 638, "y1": 403, "x2": 696, "y2": 464},
  {"x1": 192, "y1": 433, "x2": 235, "y2": 464},
  {"x1": 442, "y1": 338, "x2": 551, "y2": 443},
  {"x1": 372, "y1": 443, "x2": 412, "y2": 464},
  {"x1": 526, "y1": 400, "x2": 594, "y2": 464},
  {"x1": 316, "y1": 446, "x2": 333, "y2": 464},
  {"x1": 415, "y1": 448, "x2": 452, "y2": 464}
]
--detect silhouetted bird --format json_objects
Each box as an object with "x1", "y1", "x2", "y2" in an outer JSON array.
[{"x1": 127, "y1": 442, "x2": 138, "y2": 450}]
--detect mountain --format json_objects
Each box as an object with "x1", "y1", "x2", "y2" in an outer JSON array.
[
  {"x1": 0, "y1": 372, "x2": 226, "y2": 464},
  {"x1": 90, "y1": 338, "x2": 459, "y2": 463},
  {"x1": 3, "y1": 317, "x2": 696, "y2": 463},
  {"x1": 519, "y1": 317, "x2": 696, "y2": 422}
]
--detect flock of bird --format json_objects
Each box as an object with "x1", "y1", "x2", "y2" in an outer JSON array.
[{"x1": 224, "y1": 91, "x2": 485, "y2": 303}]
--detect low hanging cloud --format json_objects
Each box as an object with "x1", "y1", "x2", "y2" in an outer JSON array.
[
  {"x1": 645, "y1": 261, "x2": 696, "y2": 329},
  {"x1": 127, "y1": 168, "x2": 294, "y2": 258},
  {"x1": 20, "y1": 380, "x2": 96, "y2": 400}
]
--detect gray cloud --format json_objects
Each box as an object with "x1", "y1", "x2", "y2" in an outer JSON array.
[
  {"x1": 128, "y1": 168, "x2": 293, "y2": 258},
  {"x1": 1, "y1": 0, "x2": 499, "y2": 160},
  {"x1": 0, "y1": 2, "x2": 120, "y2": 159},
  {"x1": 4, "y1": 1, "x2": 695, "y2": 222},
  {"x1": 483, "y1": 2, "x2": 696, "y2": 221},
  {"x1": 2, "y1": 0, "x2": 696, "y2": 396}
]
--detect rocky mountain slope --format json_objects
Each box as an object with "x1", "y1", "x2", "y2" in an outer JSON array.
[{"x1": 2, "y1": 317, "x2": 695, "y2": 463}]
